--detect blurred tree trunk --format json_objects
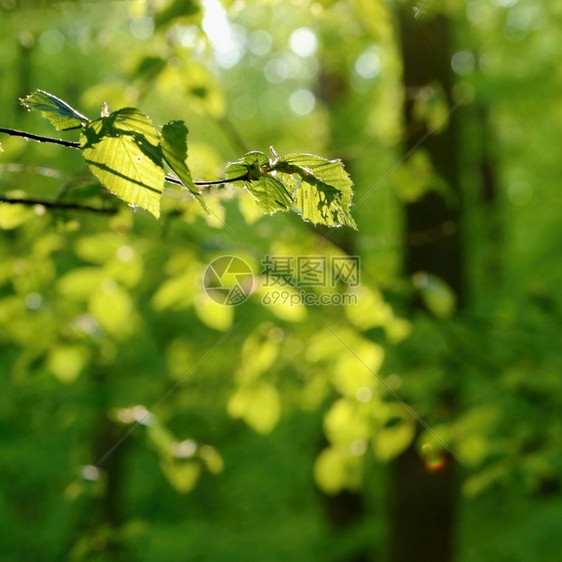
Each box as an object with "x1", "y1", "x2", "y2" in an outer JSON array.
[
  {"x1": 315, "y1": 67, "x2": 371, "y2": 561},
  {"x1": 477, "y1": 103, "x2": 503, "y2": 288},
  {"x1": 64, "y1": 370, "x2": 130, "y2": 560},
  {"x1": 389, "y1": 6, "x2": 466, "y2": 562},
  {"x1": 90, "y1": 370, "x2": 130, "y2": 560}
]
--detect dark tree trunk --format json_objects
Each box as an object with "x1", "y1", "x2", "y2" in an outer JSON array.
[
  {"x1": 63, "y1": 370, "x2": 130, "y2": 561},
  {"x1": 389, "y1": 6, "x2": 466, "y2": 562},
  {"x1": 477, "y1": 103, "x2": 503, "y2": 288},
  {"x1": 316, "y1": 65, "x2": 371, "y2": 560},
  {"x1": 389, "y1": 435, "x2": 455, "y2": 562},
  {"x1": 90, "y1": 370, "x2": 130, "y2": 560}
]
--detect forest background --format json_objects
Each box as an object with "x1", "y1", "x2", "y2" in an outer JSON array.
[{"x1": 0, "y1": 0, "x2": 560, "y2": 560}]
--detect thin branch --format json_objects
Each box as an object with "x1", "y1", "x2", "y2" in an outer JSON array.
[
  {"x1": 0, "y1": 197, "x2": 117, "y2": 215},
  {"x1": 1, "y1": 127, "x2": 250, "y2": 187},
  {"x1": 193, "y1": 174, "x2": 249, "y2": 186},
  {"x1": 166, "y1": 173, "x2": 248, "y2": 187},
  {"x1": 0, "y1": 127, "x2": 80, "y2": 148}
]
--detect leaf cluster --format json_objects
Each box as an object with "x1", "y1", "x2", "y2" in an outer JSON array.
[{"x1": 20, "y1": 90, "x2": 356, "y2": 228}]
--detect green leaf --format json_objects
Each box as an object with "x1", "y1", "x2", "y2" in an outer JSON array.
[
  {"x1": 314, "y1": 446, "x2": 362, "y2": 494},
  {"x1": 89, "y1": 281, "x2": 134, "y2": 338},
  {"x1": 225, "y1": 151, "x2": 268, "y2": 181},
  {"x1": 80, "y1": 108, "x2": 165, "y2": 218},
  {"x1": 276, "y1": 153, "x2": 357, "y2": 229},
  {"x1": 161, "y1": 120, "x2": 207, "y2": 210},
  {"x1": 195, "y1": 296, "x2": 234, "y2": 331},
  {"x1": 227, "y1": 382, "x2": 281, "y2": 434},
  {"x1": 225, "y1": 151, "x2": 293, "y2": 214},
  {"x1": 413, "y1": 272, "x2": 457, "y2": 319},
  {"x1": 160, "y1": 459, "x2": 201, "y2": 494},
  {"x1": 225, "y1": 151, "x2": 357, "y2": 226},
  {"x1": 21, "y1": 90, "x2": 89, "y2": 131},
  {"x1": 239, "y1": 327, "x2": 280, "y2": 382},
  {"x1": 134, "y1": 56, "x2": 167, "y2": 80},
  {"x1": 57, "y1": 267, "x2": 105, "y2": 300},
  {"x1": 373, "y1": 419, "x2": 416, "y2": 461},
  {"x1": 155, "y1": 0, "x2": 200, "y2": 28},
  {"x1": 324, "y1": 399, "x2": 373, "y2": 445},
  {"x1": 246, "y1": 175, "x2": 293, "y2": 214},
  {"x1": 47, "y1": 344, "x2": 89, "y2": 383},
  {"x1": 0, "y1": 201, "x2": 33, "y2": 230}
]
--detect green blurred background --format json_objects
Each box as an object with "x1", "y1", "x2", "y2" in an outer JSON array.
[{"x1": 0, "y1": 0, "x2": 561, "y2": 560}]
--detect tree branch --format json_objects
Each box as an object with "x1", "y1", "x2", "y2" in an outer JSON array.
[
  {"x1": 193, "y1": 174, "x2": 249, "y2": 186},
  {"x1": 0, "y1": 196, "x2": 117, "y2": 215},
  {"x1": 164, "y1": 174, "x2": 248, "y2": 187},
  {"x1": 1, "y1": 127, "x2": 250, "y2": 187},
  {"x1": 0, "y1": 127, "x2": 80, "y2": 148}
]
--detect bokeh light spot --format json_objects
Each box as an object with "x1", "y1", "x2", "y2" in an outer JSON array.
[
  {"x1": 39, "y1": 29, "x2": 65, "y2": 54},
  {"x1": 508, "y1": 181, "x2": 532, "y2": 206},
  {"x1": 355, "y1": 386, "x2": 372, "y2": 402},
  {"x1": 451, "y1": 51, "x2": 475, "y2": 75},
  {"x1": 289, "y1": 27, "x2": 318, "y2": 57},
  {"x1": 354, "y1": 47, "x2": 381, "y2": 80},
  {"x1": 25, "y1": 293, "x2": 42, "y2": 310},
  {"x1": 248, "y1": 29, "x2": 272, "y2": 56},
  {"x1": 289, "y1": 89, "x2": 316, "y2": 115},
  {"x1": 203, "y1": 0, "x2": 246, "y2": 68},
  {"x1": 129, "y1": 17, "x2": 154, "y2": 40}
]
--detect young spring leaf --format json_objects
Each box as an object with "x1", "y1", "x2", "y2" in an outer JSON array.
[
  {"x1": 21, "y1": 90, "x2": 89, "y2": 131},
  {"x1": 225, "y1": 151, "x2": 268, "y2": 181},
  {"x1": 225, "y1": 151, "x2": 293, "y2": 214},
  {"x1": 275, "y1": 153, "x2": 357, "y2": 229},
  {"x1": 161, "y1": 120, "x2": 207, "y2": 211},
  {"x1": 80, "y1": 108, "x2": 164, "y2": 218}
]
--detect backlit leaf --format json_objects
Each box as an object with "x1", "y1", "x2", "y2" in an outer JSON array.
[
  {"x1": 227, "y1": 382, "x2": 281, "y2": 434},
  {"x1": 226, "y1": 151, "x2": 292, "y2": 214},
  {"x1": 161, "y1": 459, "x2": 201, "y2": 494},
  {"x1": 225, "y1": 151, "x2": 356, "y2": 227},
  {"x1": 324, "y1": 399, "x2": 373, "y2": 445},
  {"x1": 161, "y1": 120, "x2": 207, "y2": 210},
  {"x1": 373, "y1": 419, "x2": 416, "y2": 461},
  {"x1": 47, "y1": 345, "x2": 89, "y2": 383},
  {"x1": 413, "y1": 272, "x2": 457, "y2": 319},
  {"x1": 225, "y1": 151, "x2": 268, "y2": 180},
  {"x1": 57, "y1": 267, "x2": 105, "y2": 300},
  {"x1": 81, "y1": 108, "x2": 165, "y2": 218},
  {"x1": 248, "y1": 175, "x2": 293, "y2": 214},
  {"x1": 89, "y1": 281, "x2": 134, "y2": 338},
  {"x1": 0, "y1": 202, "x2": 33, "y2": 230},
  {"x1": 194, "y1": 295, "x2": 234, "y2": 331},
  {"x1": 314, "y1": 446, "x2": 362, "y2": 494},
  {"x1": 21, "y1": 90, "x2": 89, "y2": 131},
  {"x1": 276, "y1": 153, "x2": 357, "y2": 229}
]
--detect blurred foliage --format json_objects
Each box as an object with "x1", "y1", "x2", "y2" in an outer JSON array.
[{"x1": 0, "y1": 0, "x2": 561, "y2": 560}]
